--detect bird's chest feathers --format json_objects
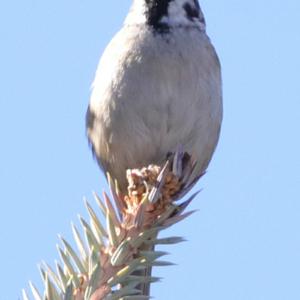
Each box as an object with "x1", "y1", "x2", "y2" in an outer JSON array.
[
  {"x1": 110, "y1": 30, "x2": 209, "y2": 111},
  {"x1": 91, "y1": 27, "x2": 220, "y2": 146}
]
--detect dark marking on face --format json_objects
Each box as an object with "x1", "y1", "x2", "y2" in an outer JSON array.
[
  {"x1": 144, "y1": 0, "x2": 205, "y2": 33},
  {"x1": 184, "y1": 1, "x2": 206, "y2": 26},
  {"x1": 144, "y1": 0, "x2": 174, "y2": 33},
  {"x1": 183, "y1": 2, "x2": 199, "y2": 21}
]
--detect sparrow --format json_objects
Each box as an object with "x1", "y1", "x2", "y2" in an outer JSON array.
[{"x1": 86, "y1": 0, "x2": 222, "y2": 194}]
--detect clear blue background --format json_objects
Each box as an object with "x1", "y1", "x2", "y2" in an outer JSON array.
[{"x1": 0, "y1": 1, "x2": 299, "y2": 299}]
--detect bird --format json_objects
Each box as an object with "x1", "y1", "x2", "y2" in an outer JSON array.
[{"x1": 86, "y1": 0, "x2": 222, "y2": 195}]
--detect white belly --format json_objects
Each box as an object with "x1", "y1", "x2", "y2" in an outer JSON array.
[{"x1": 87, "y1": 26, "x2": 222, "y2": 190}]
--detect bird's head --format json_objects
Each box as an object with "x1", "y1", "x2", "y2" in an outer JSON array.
[{"x1": 125, "y1": 0, "x2": 206, "y2": 32}]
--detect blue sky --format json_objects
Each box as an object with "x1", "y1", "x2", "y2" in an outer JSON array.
[{"x1": 0, "y1": 1, "x2": 300, "y2": 299}]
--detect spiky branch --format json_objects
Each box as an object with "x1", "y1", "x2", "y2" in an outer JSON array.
[{"x1": 23, "y1": 151, "x2": 202, "y2": 300}]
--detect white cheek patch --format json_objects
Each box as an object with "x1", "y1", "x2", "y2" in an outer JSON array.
[{"x1": 161, "y1": 0, "x2": 189, "y2": 25}]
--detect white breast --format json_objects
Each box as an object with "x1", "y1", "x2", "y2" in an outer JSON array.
[{"x1": 87, "y1": 25, "x2": 222, "y2": 190}]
